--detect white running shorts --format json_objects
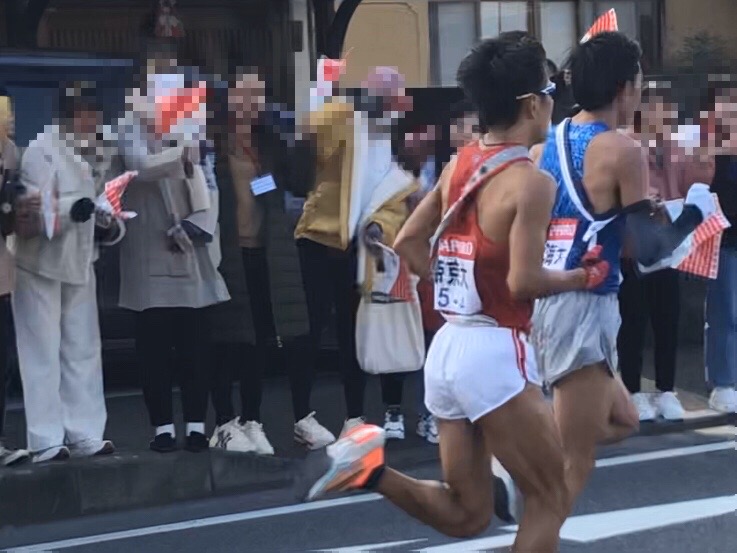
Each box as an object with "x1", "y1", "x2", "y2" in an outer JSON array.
[
  {"x1": 424, "y1": 323, "x2": 541, "y2": 423},
  {"x1": 531, "y1": 291, "x2": 620, "y2": 387}
]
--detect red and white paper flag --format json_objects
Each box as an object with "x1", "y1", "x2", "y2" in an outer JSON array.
[
  {"x1": 581, "y1": 9, "x2": 618, "y2": 43},
  {"x1": 663, "y1": 195, "x2": 731, "y2": 279},
  {"x1": 154, "y1": 82, "x2": 207, "y2": 141},
  {"x1": 310, "y1": 56, "x2": 348, "y2": 112},
  {"x1": 96, "y1": 171, "x2": 138, "y2": 220},
  {"x1": 371, "y1": 243, "x2": 415, "y2": 302}
]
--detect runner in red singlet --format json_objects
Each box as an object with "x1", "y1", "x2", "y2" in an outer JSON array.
[{"x1": 295, "y1": 32, "x2": 609, "y2": 552}]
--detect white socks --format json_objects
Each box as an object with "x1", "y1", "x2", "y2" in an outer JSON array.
[
  {"x1": 155, "y1": 423, "x2": 205, "y2": 437},
  {"x1": 186, "y1": 422, "x2": 205, "y2": 436},
  {"x1": 156, "y1": 424, "x2": 175, "y2": 437}
]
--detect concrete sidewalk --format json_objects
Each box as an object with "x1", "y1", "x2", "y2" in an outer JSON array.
[{"x1": 0, "y1": 346, "x2": 731, "y2": 529}]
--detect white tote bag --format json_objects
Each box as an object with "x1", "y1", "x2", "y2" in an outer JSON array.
[{"x1": 355, "y1": 280, "x2": 425, "y2": 375}]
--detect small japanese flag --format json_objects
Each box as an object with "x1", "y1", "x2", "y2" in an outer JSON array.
[
  {"x1": 310, "y1": 56, "x2": 348, "y2": 112},
  {"x1": 96, "y1": 171, "x2": 138, "y2": 220},
  {"x1": 155, "y1": 82, "x2": 207, "y2": 141},
  {"x1": 581, "y1": 9, "x2": 618, "y2": 43}
]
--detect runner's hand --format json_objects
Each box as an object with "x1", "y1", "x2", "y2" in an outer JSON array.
[{"x1": 581, "y1": 245, "x2": 610, "y2": 290}]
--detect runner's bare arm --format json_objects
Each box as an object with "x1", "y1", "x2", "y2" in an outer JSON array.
[
  {"x1": 394, "y1": 187, "x2": 441, "y2": 281},
  {"x1": 394, "y1": 160, "x2": 454, "y2": 280},
  {"x1": 507, "y1": 171, "x2": 586, "y2": 300}
]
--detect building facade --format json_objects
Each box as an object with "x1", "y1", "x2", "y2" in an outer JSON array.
[{"x1": 340, "y1": 0, "x2": 737, "y2": 87}]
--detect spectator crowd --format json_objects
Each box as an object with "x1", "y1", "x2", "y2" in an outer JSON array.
[{"x1": 0, "y1": 37, "x2": 734, "y2": 467}]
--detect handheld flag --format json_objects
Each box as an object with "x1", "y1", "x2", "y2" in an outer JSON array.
[
  {"x1": 154, "y1": 82, "x2": 207, "y2": 141},
  {"x1": 310, "y1": 55, "x2": 349, "y2": 112},
  {"x1": 581, "y1": 9, "x2": 618, "y2": 43},
  {"x1": 96, "y1": 171, "x2": 138, "y2": 220}
]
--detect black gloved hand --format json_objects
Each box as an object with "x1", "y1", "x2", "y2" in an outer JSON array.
[{"x1": 70, "y1": 198, "x2": 95, "y2": 223}]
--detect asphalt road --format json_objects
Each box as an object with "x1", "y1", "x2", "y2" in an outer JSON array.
[{"x1": 1, "y1": 426, "x2": 735, "y2": 553}]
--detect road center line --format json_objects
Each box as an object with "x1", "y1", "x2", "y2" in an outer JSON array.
[{"x1": 4, "y1": 440, "x2": 732, "y2": 553}]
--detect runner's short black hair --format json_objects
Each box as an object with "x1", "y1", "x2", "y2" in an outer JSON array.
[
  {"x1": 569, "y1": 31, "x2": 642, "y2": 112},
  {"x1": 456, "y1": 31, "x2": 547, "y2": 129}
]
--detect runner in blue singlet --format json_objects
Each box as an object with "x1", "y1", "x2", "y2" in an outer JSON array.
[{"x1": 530, "y1": 31, "x2": 716, "y2": 511}]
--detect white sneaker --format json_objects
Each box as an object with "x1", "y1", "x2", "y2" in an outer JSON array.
[
  {"x1": 210, "y1": 418, "x2": 256, "y2": 453},
  {"x1": 383, "y1": 410, "x2": 405, "y2": 440},
  {"x1": 340, "y1": 416, "x2": 366, "y2": 438},
  {"x1": 655, "y1": 392, "x2": 685, "y2": 421},
  {"x1": 241, "y1": 421, "x2": 275, "y2": 456},
  {"x1": 70, "y1": 439, "x2": 115, "y2": 457},
  {"x1": 709, "y1": 387, "x2": 737, "y2": 413},
  {"x1": 632, "y1": 393, "x2": 657, "y2": 421},
  {"x1": 0, "y1": 442, "x2": 29, "y2": 467},
  {"x1": 32, "y1": 446, "x2": 70, "y2": 464},
  {"x1": 416, "y1": 414, "x2": 439, "y2": 444},
  {"x1": 295, "y1": 412, "x2": 336, "y2": 450}
]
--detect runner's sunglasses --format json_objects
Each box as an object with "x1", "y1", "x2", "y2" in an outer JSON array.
[{"x1": 516, "y1": 81, "x2": 557, "y2": 100}]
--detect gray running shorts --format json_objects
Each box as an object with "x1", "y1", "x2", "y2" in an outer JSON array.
[{"x1": 531, "y1": 291, "x2": 620, "y2": 387}]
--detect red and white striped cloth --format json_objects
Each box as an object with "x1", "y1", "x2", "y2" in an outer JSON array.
[
  {"x1": 677, "y1": 199, "x2": 731, "y2": 279},
  {"x1": 96, "y1": 171, "x2": 138, "y2": 221},
  {"x1": 581, "y1": 9, "x2": 618, "y2": 43}
]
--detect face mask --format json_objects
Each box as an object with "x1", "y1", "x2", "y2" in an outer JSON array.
[{"x1": 148, "y1": 72, "x2": 184, "y2": 100}]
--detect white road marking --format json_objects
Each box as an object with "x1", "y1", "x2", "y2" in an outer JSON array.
[
  {"x1": 417, "y1": 534, "x2": 517, "y2": 552},
  {"x1": 594, "y1": 441, "x2": 733, "y2": 468},
  {"x1": 314, "y1": 539, "x2": 426, "y2": 552},
  {"x1": 4, "y1": 440, "x2": 732, "y2": 552}
]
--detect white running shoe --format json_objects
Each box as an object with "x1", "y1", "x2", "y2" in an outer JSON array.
[
  {"x1": 210, "y1": 418, "x2": 256, "y2": 453},
  {"x1": 709, "y1": 387, "x2": 737, "y2": 413},
  {"x1": 416, "y1": 414, "x2": 439, "y2": 444},
  {"x1": 655, "y1": 392, "x2": 685, "y2": 421},
  {"x1": 340, "y1": 416, "x2": 366, "y2": 439},
  {"x1": 241, "y1": 421, "x2": 275, "y2": 456},
  {"x1": 491, "y1": 456, "x2": 523, "y2": 524},
  {"x1": 0, "y1": 442, "x2": 29, "y2": 467},
  {"x1": 295, "y1": 412, "x2": 336, "y2": 450},
  {"x1": 383, "y1": 410, "x2": 405, "y2": 440},
  {"x1": 32, "y1": 446, "x2": 70, "y2": 464},
  {"x1": 632, "y1": 393, "x2": 657, "y2": 421}
]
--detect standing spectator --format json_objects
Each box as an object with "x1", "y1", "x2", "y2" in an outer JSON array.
[
  {"x1": 617, "y1": 83, "x2": 715, "y2": 421},
  {"x1": 294, "y1": 67, "x2": 414, "y2": 442},
  {"x1": 115, "y1": 41, "x2": 229, "y2": 453},
  {"x1": 703, "y1": 80, "x2": 737, "y2": 413},
  {"x1": 448, "y1": 100, "x2": 480, "y2": 151},
  {"x1": 208, "y1": 68, "x2": 320, "y2": 454},
  {"x1": 13, "y1": 83, "x2": 123, "y2": 463},
  {"x1": 0, "y1": 88, "x2": 29, "y2": 465}
]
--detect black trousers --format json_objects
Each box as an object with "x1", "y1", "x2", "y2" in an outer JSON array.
[
  {"x1": 296, "y1": 238, "x2": 365, "y2": 420},
  {"x1": 617, "y1": 260, "x2": 680, "y2": 394},
  {"x1": 136, "y1": 307, "x2": 210, "y2": 427},
  {"x1": 210, "y1": 247, "x2": 279, "y2": 426}
]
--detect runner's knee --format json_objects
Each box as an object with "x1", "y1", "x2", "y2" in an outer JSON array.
[{"x1": 446, "y1": 508, "x2": 492, "y2": 538}]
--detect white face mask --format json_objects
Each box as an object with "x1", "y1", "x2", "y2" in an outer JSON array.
[{"x1": 147, "y1": 72, "x2": 184, "y2": 100}]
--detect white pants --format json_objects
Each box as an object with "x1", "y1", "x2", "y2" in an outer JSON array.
[
  {"x1": 12, "y1": 267, "x2": 107, "y2": 452},
  {"x1": 424, "y1": 322, "x2": 541, "y2": 422}
]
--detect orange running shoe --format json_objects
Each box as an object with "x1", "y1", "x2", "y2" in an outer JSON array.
[{"x1": 296, "y1": 424, "x2": 386, "y2": 502}]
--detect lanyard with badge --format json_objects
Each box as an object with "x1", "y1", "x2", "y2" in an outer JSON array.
[{"x1": 243, "y1": 146, "x2": 277, "y2": 196}]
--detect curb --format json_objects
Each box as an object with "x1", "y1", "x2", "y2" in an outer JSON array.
[{"x1": 0, "y1": 412, "x2": 731, "y2": 529}]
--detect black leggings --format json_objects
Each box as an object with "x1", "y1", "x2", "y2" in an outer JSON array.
[
  {"x1": 210, "y1": 247, "x2": 279, "y2": 426},
  {"x1": 136, "y1": 307, "x2": 210, "y2": 427},
  {"x1": 617, "y1": 259, "x2": 680, "y2": 393},
  {"x1": 295, "y1": 238, "x2": 365, "y2": 420}
]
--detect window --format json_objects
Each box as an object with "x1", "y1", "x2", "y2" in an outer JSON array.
[
  {"x1": 539, "y1": 1, "x2": 577, "y2": 67},
  {"x1": 431, "y1": 2, "x2": 477, "y2": 86},
  {"x1": 429, "y1": 0, "x2": 661, "y2": 86}
]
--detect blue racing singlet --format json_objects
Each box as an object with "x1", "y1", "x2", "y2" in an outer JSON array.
[{"x1": 539, "y1": 119, "x2": 625, "y2": 295}]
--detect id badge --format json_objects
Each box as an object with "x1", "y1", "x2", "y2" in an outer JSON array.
[{"x1": 250, "y1": 173, "x2": 277, "y2": 196}]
